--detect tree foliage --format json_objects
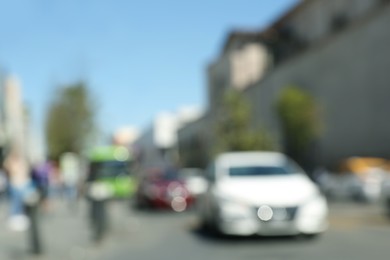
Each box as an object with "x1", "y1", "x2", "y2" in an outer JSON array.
[
  {"x1": 45, "y1": 82, "x2": 97, "y2": 160},
  {"x1": 215, "y1": 89, "x2": 275, "y2": 153},
  {"x1": 276, "y1": 86, "x2": 322, "y2": 165}
]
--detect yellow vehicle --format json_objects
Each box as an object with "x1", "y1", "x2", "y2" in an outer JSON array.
[
  {"x1": 339, "y1": 157, "x2": 389, "y2": 201},
  {"x1": 339, "y1": 157, "x2": 389, "y2": 176}
]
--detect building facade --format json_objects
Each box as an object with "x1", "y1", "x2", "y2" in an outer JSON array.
[
  {"x1": 0, "y1": 75, "x2": 32, "y2": 186},
  {"x1": 135, "y1": 107, "x2": 203, "y2": 169},
  {"x1": 179, "y1": 0, "x2": 390, "y2": 170},
  {"x1": 0, "y1": 75, "x2": 6, "y2": 163}
]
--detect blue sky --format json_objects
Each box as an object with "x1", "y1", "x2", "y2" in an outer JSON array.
[{"x1": 0, "y1": 0, "x2": 298, "y2": 137}]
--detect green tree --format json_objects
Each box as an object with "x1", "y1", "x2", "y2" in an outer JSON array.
[
  {"x1": 276, "y1": 86, "x2": 322, "y2": 168},
  {"x1": 215, "y1": 89, "x2": 275, "y2": 153},
  {"x1": 45, "y1": 82, "x2": 97, "y2": 160}
]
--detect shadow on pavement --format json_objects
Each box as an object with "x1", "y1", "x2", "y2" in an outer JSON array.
[{"x1": 189, "y1": 225, "x2": 320, "y2": 245}]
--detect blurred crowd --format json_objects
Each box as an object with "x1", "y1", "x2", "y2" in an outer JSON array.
[{"x1": 0, "y1": 151, "x2": 82, "y2": 232}]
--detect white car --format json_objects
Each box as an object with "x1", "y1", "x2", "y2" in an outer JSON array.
[{"x1": 198, "y1": 151, "x2": 328, "y2": 237}]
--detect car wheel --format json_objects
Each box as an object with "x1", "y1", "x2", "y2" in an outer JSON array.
[
  {"x1": 198, "y1": 215, "x2": 209, "y2": 232},
  {"x1": 206, "y1": 209, "x2": 223, "y2": 237},
  {"x1": 135, "y1": 195, "x2": 148, "y2": 210}
]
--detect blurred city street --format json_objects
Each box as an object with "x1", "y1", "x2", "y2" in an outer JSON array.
[
  {"x1": 0, "y1": 199, "x2": 389, "y2": 260},
  {"x1": 1, "y1": 0, "x2": 390, "y2": 259}
]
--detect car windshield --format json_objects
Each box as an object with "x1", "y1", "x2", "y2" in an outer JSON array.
[
  {"x1": 147, "y1": 168, "x2": 180, "y2": 182},
  {"x1": 229, "y1": 162, "x2": 302, "y2": 177},
  {"x1": 88, "y1": 161, "x2": 130, "y2": 181},
  {"x1": 162, "y1": 169, "x2": 180, "y2": 181}
]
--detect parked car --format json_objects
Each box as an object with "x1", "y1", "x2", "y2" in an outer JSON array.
[
  {"x1": 198, "y1": 151, "x2": 328, "y2": 237},
  {"x1": 338, "y1": 157, "x2": 389, "y2": 202},
  {"x1": 136, "y1": 168, "x2": 194, "y2": 212}
]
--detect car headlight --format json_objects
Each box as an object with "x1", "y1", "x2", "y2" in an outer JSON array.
[
  {"x1": 297, "y1": 193, "x2": 329, "y2": 233},
  {"x1": 300, "y1": 193, "x2": 328, "y2": 217},
  {"x1": 218, "y1": 197, "x2": 252, "y2": 219},
  {"x1": 167, "y1": 182, "x2": 187, "y2": 198}
]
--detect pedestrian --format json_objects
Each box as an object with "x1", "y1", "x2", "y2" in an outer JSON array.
[
  {"x1": 60, "y1": 153, "x2": 81, "y2": 210},
  {"x1": 48, "y1": 160, "x2": 62, "y2": 200},
  {"x1": 4, "y1": 149, "x2": 39, "y2": 232},
  {"x1": 30, "y1": 161, "x2": 51, "y2": 210}
]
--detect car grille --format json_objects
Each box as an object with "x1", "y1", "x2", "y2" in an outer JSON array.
[{"x1": 255, "y1": 206, "x2": 298, "y2": 221}]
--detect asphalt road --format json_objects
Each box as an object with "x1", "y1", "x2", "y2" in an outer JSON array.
[{"x1": 1, "y1": 200, "x2": 390, "y2": 260}]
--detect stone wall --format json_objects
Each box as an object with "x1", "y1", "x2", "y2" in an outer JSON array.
[{"x1": 245, "y1": 4, "x2": 390, "y2": 167}]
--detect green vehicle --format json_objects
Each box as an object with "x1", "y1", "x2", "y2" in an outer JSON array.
[
  {"x1": 86, "y1": 146, "x2": 137, "y2": 200},
  {"x1": 85, "y1": 145, "x2": 138, "y2": 241}
]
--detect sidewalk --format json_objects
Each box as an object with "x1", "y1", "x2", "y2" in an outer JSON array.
[
  {"x1": 0, "y1": 199, "x2": 94, "y2": 260},
  {"x1": 0, "y1": 198, "x2": 142, "y2": 260}
]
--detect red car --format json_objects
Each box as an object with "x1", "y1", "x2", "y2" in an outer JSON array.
[{"x1": 136, "y1": 168, "x2": 194, "y2": 211}]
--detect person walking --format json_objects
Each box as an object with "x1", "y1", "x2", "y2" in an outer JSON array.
[
  {"x1": 4, "y1": 149, "x2": 39, "y2": 231},
  {"x1": 30, "y1": 161, "x2": 51, "y2": 210}
]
